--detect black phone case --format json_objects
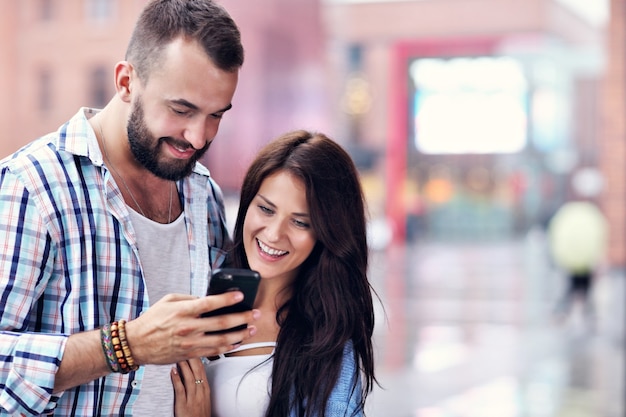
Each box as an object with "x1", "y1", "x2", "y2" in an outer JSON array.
[{"x1": 201, "y1": 268, "x2": 260, "y2": 333}]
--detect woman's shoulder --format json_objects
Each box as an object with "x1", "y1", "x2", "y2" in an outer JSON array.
[
  {"x1": 326, "y1": 343, "x2": 364, "y2": 416},
  {"x1": 336, "y1": 342, "x2": 358, "y2": 387}
]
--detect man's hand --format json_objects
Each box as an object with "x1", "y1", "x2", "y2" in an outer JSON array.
[{"x1": 125, "y1": 292, "x2": 259, "y2": 366}]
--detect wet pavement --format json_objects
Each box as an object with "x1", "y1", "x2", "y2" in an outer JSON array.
[{"x1": 367, "y1": 230, "x2": 624, "y2": 417}]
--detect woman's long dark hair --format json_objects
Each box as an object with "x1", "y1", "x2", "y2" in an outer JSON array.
[{"x1": 230, "y1": 130, "x2": 377, "y2": 417}]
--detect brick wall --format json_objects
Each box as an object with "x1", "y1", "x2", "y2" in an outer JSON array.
[{"x1": 600, "y1": 0, "x2": 626, "y2": 266}]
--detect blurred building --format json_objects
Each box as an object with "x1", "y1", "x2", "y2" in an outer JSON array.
[
  {"x1": 601, "y1": 0, "x2": 626, "y2": 266},
  {"x1": 322, "y1": 0, "x2": 610, "y2": 250},
  {"x1": 0, "y1": 0, "x2": 143, "y2": 157},
  {"x1": 0, "y1": 0, "x2": 327, "y2": 191},
  {"x1": 1, "y1": 0, "x2": 623, "y2": 266}
]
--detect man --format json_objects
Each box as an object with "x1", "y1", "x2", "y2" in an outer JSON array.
[{"x1": 0, "y1": 1, "x2": 259, "y2": 415}]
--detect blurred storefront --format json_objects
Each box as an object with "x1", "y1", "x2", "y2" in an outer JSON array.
[
  {"x1": 322, "y1": 0, "x2": 610, "y2": 249},
  {"x1": 2, "y1": 0, "x2": 624, "y2": 265},
  {"x1": 0, "y1": 0, "x2": 328, "y2": 191}
]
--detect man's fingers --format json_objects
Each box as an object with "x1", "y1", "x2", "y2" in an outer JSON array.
[
  {"x1": 195, "y1": 291, "x2": 244, "y2": 317},
  {"x1": 199, "y1": 308, "x2": 260, "y2": 336},
  {"x1": 122, "y1": 295, "x2": 261, "y2": 366}
]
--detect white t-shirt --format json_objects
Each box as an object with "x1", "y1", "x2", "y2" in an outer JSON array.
[
  {"x1": 127, "y1": 208, "x2": 191, "y2": 416},
  {"x1": 204, "y1": 342, "x2": 276, "y2": 417}
]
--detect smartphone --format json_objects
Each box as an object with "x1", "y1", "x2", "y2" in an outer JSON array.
[{"x1": 201, "y1": 268, "x2": 261, "y2": 334}]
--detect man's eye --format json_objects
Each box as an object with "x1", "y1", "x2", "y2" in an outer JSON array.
[
  {"x1": 211, "y1": 113, "x2": 225, "y2": 119},
  {"x1": 172, "y1": 108, "x2": 189, "y2": 116}
]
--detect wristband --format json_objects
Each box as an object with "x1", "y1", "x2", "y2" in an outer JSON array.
[{"x1": 100, "y1": 323, "x2": 120, "y2": 373}]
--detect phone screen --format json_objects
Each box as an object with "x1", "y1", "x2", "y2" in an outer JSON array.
[{"x1": 201, "y1": 268, "x2": 260, "y2": 333}]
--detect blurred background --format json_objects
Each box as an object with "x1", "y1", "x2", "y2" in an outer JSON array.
[{"x1": 0, "y1": 0, "x2": 623, "y2": 415}]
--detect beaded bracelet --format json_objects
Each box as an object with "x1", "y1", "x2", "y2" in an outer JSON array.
[
  {"x1": 118, "y1": 319, "x2": 139, "y2": 371},
  {"x1": 100, "y1": 320, "x2": 139, "y2": 374},
  {"x1": 110, "y1": 321, "x2": 130, "y2": 374},
  {"x1": 100, "y1": 323, "x2": 120, "y2": 373}
]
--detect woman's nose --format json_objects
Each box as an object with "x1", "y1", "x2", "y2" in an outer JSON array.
[{"x1": 264, "y1": 219, "x2": 285, "y2": 242}]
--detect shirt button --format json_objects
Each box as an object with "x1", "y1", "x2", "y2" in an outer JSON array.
[{"x1": 131, "y1": 380, "x2": 138, "y2": 388}]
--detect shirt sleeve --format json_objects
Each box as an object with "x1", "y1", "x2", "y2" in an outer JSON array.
[
  {"x1": 0, "y1": 167, "x2": 68, "y2": 415},
  {"x1": 325, "y1": 343, "x2": 364, "y2": 417},
  {"x1": 0, "y1": 332, "x2": 67, "y2": 415}
]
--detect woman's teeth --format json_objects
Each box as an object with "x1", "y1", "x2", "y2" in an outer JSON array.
[{"x1": 257, "y1": 239, "x2": 288, "y2": 257}]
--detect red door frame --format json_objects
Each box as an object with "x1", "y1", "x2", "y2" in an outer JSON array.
[{"x1": 385, "y1": 37, "x2": 502, "y2": 244}]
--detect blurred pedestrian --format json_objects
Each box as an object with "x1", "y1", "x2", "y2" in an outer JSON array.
[{"x1": 547, "y1": 201, "x2": 608, "y2": 325}]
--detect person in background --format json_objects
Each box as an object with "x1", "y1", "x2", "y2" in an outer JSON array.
[
  {"x1": 0, "y1": 1, "x2": 260, "y2": 415},
  {"x1": 547, "y1": 200, "x2": 609, "y2": 326},
  {"x1": 172, "y1": 130, "x2": 378, "y2": 417}
]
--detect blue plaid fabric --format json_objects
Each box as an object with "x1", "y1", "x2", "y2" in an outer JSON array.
[{"x1": 0, "y1": 108, "x2": 229, "y2": 416}]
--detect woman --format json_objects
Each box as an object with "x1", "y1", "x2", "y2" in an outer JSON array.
[{"x1": 172, "y1": 130, "x2": 377, "y2": 417}]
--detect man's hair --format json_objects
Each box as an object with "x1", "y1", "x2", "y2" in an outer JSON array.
[{"x1": 126, "y1": 0, "x2": 244, "y2": 81}]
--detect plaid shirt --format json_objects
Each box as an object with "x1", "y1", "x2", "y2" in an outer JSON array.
[{"x1": 0, "y1": 108, "x2": 230, "y2": 416}]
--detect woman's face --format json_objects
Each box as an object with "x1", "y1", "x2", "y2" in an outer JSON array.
[{"x1": 243, "y1": 171, "x2": 317, "y2": 283}]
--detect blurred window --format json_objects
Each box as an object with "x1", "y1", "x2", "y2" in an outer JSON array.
[
  {"x1": 348, "y1": 44, "x2": 363, "y2": 71},
  {"x1": 39, "y1": 70, "x2": 52, "y2": 113},
  {"x1": 84, "y1": 0, "x2": 114, "y2": 21},
  {"x1": 89, "y1": 66, "x2": 109, "y2": 108},
  {"x1": 40, "y1": 0, "x2": 54, "y2": 21},
  {"x1": 410, "y1": 56, "x2": 528, "y2": 154},
  {"x1": 554, "y1": 0, "x2": 608, "y2": 27}
]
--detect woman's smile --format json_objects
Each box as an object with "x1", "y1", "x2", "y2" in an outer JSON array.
[{"x1": 256, "y1": 238, "x2": 288, "y2": 258}]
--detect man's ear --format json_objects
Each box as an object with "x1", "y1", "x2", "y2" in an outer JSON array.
[{"x1": 114, "y1": 61, "x2": 134, "y2": 103}]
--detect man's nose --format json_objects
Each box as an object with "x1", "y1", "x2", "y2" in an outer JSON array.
[{"x1": 183, "y1": 117, "x2": 220, "y2": 150}]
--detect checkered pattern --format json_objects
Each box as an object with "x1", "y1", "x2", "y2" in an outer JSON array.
[{"x1": 0, "y1": 108, "x2": 229, "y2": 416}]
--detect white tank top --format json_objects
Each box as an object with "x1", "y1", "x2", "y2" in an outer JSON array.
[
  {"x1": 204, "y1": 342, "x2": 277, "y2": 417},
  {"x1": 127, "y1": 207, "x2": 191, "y2": 416}
]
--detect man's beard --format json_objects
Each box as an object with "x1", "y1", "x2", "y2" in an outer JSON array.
[{"x1": 127, "y1": 98, "x2": 209, "y2": 181}]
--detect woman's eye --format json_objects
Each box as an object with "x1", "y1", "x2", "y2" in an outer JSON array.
[
  {"x1": 258, "y1": 205, "x2": 273, "y2": 214},
  {"x1": 293, "y1": 219, "x2": 310, "y2": 229}
]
